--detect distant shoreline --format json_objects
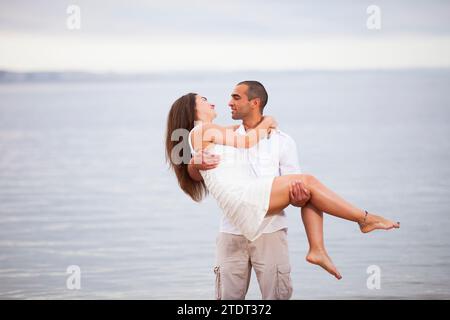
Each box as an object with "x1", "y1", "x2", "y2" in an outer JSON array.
[{"x1": 1, "y1": 68, "x2": 449, "y2": 84}]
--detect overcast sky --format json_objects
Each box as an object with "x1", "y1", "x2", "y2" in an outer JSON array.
[{"x1": 1, "y1": 0, "x2": 449, "y2": 72}]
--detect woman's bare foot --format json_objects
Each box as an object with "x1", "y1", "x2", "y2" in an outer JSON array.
[
  {"x1": 359, "y1": 212, "x2": 400, "y2": 233},
  {"x1": 306, "y1": 249, "x2": 342, "y2": 280}
]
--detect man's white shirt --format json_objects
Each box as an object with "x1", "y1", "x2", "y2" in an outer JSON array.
[{"x1": 219, "y1": 124, "x2": 302, "y2": 237}]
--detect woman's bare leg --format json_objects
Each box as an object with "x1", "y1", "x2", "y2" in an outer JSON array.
[
  {"x1": 301, "y1": 203, "x2": 342, "y2": 279},
  {"x1": 268, "y1": 174, "x2": 400, "y2": 232}
]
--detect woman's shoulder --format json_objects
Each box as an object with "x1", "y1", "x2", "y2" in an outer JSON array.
[
  {"x1": 189, "y1": 123, "x2": 208, "y2": 139},
  {"x1": 194, "y1": 122, "x2": 222, "y2": 130},
  {"x1": 189, "y1": 123, "x2": 209, "y2": 151},
  {"x1": 191, "y1": 123, "x2": 227, "y2": 137},
  {"x1": 190, "y1": 123, "x2": 224, "y2": 151}
]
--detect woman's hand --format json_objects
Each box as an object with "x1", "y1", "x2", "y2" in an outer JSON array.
[
  {"x1": 263, "y1": 116, "x2": 278, "y2": 136},
  {"x1": 263, "y1": 115, "x2": 278, "y2": 128}
]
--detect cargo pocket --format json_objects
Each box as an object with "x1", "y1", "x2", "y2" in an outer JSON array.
[
  {"x1": 214, "y1": 266, "x2": 221, "y2": 300},
  {"x1": 276, "y1": 264, "x2": 293, "y2": 300}
]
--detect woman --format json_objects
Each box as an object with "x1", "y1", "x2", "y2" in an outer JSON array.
[{"x1": 165, "y1": 93, "x2": 400, "y2": 280}]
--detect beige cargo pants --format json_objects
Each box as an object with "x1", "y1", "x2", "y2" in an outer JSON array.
[{"x1": 214, "y1": 229, "x2": 293, "y2": 300}]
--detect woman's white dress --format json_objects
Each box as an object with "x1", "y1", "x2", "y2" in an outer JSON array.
[{"x1": 188, "y1": 125, "x2": 275, "y2": 241}]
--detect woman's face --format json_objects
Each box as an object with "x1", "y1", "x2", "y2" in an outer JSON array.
[{"x1": 195, "y1": 95, "x2": 216, "y2": 121}]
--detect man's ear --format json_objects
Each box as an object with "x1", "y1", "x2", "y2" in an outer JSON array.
[{"x1": 250, "y1": 98, "x2": 261, "y2": 110}]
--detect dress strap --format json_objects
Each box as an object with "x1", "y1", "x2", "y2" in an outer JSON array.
[{"x1": 188, "y1": 123, "x2": 202, "y2": 155}]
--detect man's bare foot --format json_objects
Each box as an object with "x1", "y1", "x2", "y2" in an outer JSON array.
[
  {"x1": 359, "y1": 212, "x2": 400, "y2": 233},
  {"x1": 306, "y1": 249, "x2": 342, "y2": 280}
]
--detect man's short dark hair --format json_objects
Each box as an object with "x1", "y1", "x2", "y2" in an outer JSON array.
[{"x1": 238, "y1": 80, "x2": 268, "y2": 112}]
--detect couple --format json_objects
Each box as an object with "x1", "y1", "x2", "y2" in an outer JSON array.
[{"x1": 165, "y1": 81, "x2": 400, "y2": 300}]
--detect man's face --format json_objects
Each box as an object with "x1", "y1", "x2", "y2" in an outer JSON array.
[{"x1": 228, "y1": 84, "x2": 252, "y2": 120}]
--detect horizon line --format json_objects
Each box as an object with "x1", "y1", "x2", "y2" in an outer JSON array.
[{"x1": 2, "y1": 67, "x2": 450, "y2": 75}]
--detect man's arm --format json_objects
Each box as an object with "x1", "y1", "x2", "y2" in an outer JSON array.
[
  {"x1": 279, "y1": 134, "x2": 301, "y2": 175},
  {"x1": 187, "y1": 150, "x2": 220, "y2": 182},
  {"x1": 188, "y1": 158, "x2": 203, "y2": 182},
  {"x1": 279, "y1": 133, "x2": 311, "y2": 207}
]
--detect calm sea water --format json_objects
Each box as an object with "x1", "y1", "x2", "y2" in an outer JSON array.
[{"x1": 0, "y1": 70, "x2": 449, "y2": 299}]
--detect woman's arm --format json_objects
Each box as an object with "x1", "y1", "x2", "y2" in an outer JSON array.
[
  {"x1": 224, "y1": 124, "x2": 240, "y2": 131},
  {"x1": 192, "y1": 116, "x2": 276, "y2": 150}
]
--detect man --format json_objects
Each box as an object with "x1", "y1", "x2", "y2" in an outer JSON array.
[{"x1": 188, "y1": 81, "x2": 311, "y2": 300}]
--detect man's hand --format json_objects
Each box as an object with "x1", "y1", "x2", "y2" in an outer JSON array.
[
  {"x1": 188, "y1": 150, "x2": 221, "y2": 182},
  {"x1": 289, "y1": 180, "x2": 311, "y2": 207},
  {"x1": 191, "y1": 150, "x2": 220, "y2": 170}
]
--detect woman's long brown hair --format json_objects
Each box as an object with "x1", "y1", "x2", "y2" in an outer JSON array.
[{"x1": 165, "y1": 93, "x2": 208, "y2": 202}]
